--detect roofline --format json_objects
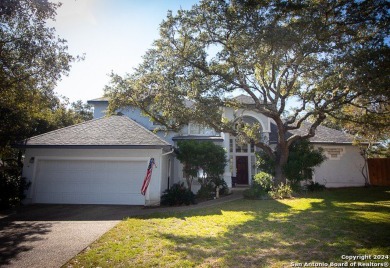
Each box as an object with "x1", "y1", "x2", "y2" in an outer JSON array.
[
  {"x1": 269, "y1": 141, "x2": 357, "y2": 145},
  {"x1": 172, "y1": 136, "x2": 224, "y2": 142},
  {"x1": 15, "y1": 115, "x2": 171, "y2": 148},
  {"x1": 13, "y1": 144, "x2": 172, "y2": 149},
  {"x1": 87, "y1": 99, "x2": 109, "y2": 104},
  {"x1": 24, "y1": 117, "x2": 104, "y2": 141}
]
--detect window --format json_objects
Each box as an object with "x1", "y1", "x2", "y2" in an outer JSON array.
[
  {"x1": 236, "y1": 143, "x2": 248, "y2": 153},
  {"x1": 188, "y1": 123, "x2": 216, "y2": 135},
  {"x1": 198, "y1": 168, "x2": 206, "y2": 178},
  {"x1": 229, "y1": 139, "x2": 233, "y2": 153}
]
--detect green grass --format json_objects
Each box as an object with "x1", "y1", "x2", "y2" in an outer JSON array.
[{"x1": 65, "y1": 187, "x2": 390, "y2": 268}]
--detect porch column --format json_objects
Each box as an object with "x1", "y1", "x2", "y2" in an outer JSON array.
[{"x1": 222, "y1": 132, "x2": 232, "y2": 188}]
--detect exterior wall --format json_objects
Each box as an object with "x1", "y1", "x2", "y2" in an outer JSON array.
[
  {"x1": 22, "y1": 148, "x2": 164, "y2": 205},
  {"x1": 222, "y1": 107, "x2": 270, "y2": 186},
  {"x1": 313, "y1": 145, "x2": 367, "y2": 187},
  {"x1": 222, "y1": 107, "x2": 271, "y2": 133},
  {"x1": 222, "y1": 132, "x2": 232, "y2": 188},
  {"x1": 92, "y1": 102, "x2": 108, "y2": 118},
  {"x1": 160, "y1": 153, "x2": 175, "y2": 195},
  {"x1": 89, "y1": 102, "x2": 368, "y2": 190}
]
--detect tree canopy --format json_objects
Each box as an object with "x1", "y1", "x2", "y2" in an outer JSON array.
[
  {"x1": 105, "y1": 0, "x2": 389, "y2": 183},
  {"x1": 0, "y1": 0, "x2": 90, "y2": 161},
  {"x1": 0, "y1": 0, "x2": 92, "y2": 207},
  {"x1": 175, "y1": 140, "x2": 226, "y2": 191}
]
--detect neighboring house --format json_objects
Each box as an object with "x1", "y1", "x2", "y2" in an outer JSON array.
[{"x1": 18, "y1": 95, "x2": 367, "y2": 206}]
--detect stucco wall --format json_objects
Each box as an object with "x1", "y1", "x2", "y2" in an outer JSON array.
[
  {"x1": 159, "y1": 153, "x2": 175, "y2": 196},
  {"x1": 92, "y1": 102, "x2": 107, "y2": 118},
  {"x1": 223, "y1": 107, "x2": 271, "y2": 133},
  {"x1": 23, "y1": 148, "x2": 165, "y2": 205},
  {"x1": 314, "y1": 145, "x2": 367, "y2": 187}
]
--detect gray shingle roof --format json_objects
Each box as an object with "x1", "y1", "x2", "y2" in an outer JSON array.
[
  {"x1": 269, "y1": 122, "x2": 354, "y2": 144},
  {"x1": 87, "y1": 96, "x2": 109, "y2": 103},
  {"x1": 232, "y1": 94, "x2": 256, "y2": 104},
  {"x1": 20, "y1": 115, "x2": 171, "y2": 148}
]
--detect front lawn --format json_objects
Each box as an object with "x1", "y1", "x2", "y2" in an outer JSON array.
[{"x1": 66, "y1": 187, "x2": 390, "y2": 268}]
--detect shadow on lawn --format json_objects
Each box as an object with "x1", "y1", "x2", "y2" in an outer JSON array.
[
  {"x1": 151, "y1": 187, "x2": 390, "y2": 267},
  {"x1": 0, "y1": 221, "x2": 51, "y2": 266}
]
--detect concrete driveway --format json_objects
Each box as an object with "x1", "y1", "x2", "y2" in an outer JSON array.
[
  {"x1": 0, "y1": 191, "x2": 244, "y2": 268},
  {"x1": 0, "y1": 204, "x2": 145, "y2": 268}
]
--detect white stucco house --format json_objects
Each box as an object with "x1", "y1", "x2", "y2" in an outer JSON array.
[{"x1": 18, "y1": 95, "x2": 367, "y2": 206}]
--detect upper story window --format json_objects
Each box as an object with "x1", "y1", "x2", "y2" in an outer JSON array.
[
  {"x1": 230, "y1": 138, "x2": 259, "y2": 154},
  {"x1": 188, "y1": 123, "x2": 217, "y2": 136}
]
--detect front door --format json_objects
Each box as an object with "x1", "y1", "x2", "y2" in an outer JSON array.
[{"x1": 236, "y1": 156, "x2": 249, "y2": 185}]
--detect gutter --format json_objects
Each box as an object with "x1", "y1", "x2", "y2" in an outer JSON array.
[{"x1": 12, "y1": 144, "x2": 172, "y2": 150}]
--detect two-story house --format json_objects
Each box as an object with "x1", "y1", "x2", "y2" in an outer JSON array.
[{"x1": 19, "y1": 95, "x2": 367, "y2": 206}]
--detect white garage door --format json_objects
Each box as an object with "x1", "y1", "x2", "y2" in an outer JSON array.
[{"x1": 33, "y1": 159, "x2": 146, "y2": 205}]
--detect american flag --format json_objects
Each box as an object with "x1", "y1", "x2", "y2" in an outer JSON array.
[{"x1": 141, "y1": 158, "x2": 156, "y2": 195}]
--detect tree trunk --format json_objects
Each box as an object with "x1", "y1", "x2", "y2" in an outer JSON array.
[{"x1": 274, "y1": 141, "x2": 289, "y2": 185}]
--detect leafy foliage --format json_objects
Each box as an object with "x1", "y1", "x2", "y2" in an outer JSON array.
[
  {"x1": 244, "y1": 172, "x2": 292, "y2": 200},
  {"x1": 175, "y1": 140, "x2": 227, "y2": 192},
  {"x1": 0, "y1": 0, "x2": 81, "y2": 152},
  {"x1": 253, "y1": 172, "x2": 273, "y2": 192},
  {"x1": 256, "y1": 140, "x2": 326, "y2": 186},
  {"x1": 196, "y1": 179, "x2": 228, "y2": 200},
  {"x1": 160, "y1": 182, "x2": 196, "y2": 206},
  {"x1": 305, "y1": 181, "x2": 326, "y2": 192},
  {"x1": 242, "y1": 185, "x2": 270, "y2": 200},
  {"x1": 268, "y1": 183, "x2": 293, "y2": 199},
  {"x1": 283, "y1": 140, "x2": 326, "y2": 186},
  {"x1": 105, "y1": 0, "x2": 389, "y2": 184},
  {"x1": 0, "y1": 1, "x2": 90, "y2": 207},
  {"x1": 0, "y1": 163, "x2": 30, "y2": 209}
]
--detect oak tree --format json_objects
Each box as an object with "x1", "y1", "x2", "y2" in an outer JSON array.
[
  {"x1": 0, "y1": 0, "x2": 81, "y2": 157},
  {"x1": 106, "y1": 0, "x2": 389, "y2": 184}
]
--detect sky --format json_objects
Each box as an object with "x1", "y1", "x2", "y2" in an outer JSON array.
[{"x1": 48, "y1": 0, "x2": 199, "y2": 103}]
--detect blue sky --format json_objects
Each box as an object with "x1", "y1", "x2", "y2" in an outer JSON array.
[{"x1": 49, "y1": 0, "x2": 199, "y2": 103}]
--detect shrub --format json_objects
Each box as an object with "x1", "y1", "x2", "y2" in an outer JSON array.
[
  {"x1": 197, "y1": 178, "x2": 228, "y2": 200},
  {"x1": 243, "y1": 186, "x2": 270, "y2": 200},
  {"x1": 161, "y1": 182, "x2": 196, "y2": 206},
  {"x1": 255, "y1": 140, "x2": 326, "y2": 186},
  {"x1": 176, "y1": 140, "x2": 226, "y2": 192},
  {"x1": 196, "y1": 181, "x2": 215, "y2": 200},
  {"x1": 253, "y1": 172, "x2": 273, "y2": 191},
  {"x1": 197, "y1": 176, "x2": 229, "y2": 199},
  {"x1": 0, "y1": 169, "x2": 30, "y2": 209},
  {"x1": 269, "y1": 183, "x2": 293, "y2": 199},
  {"x1": 306, "y1": 181, "x2": 326, "y2": 192},
  {"x1": 244, "y1": 172, "x2": 294, "y2": 200}
]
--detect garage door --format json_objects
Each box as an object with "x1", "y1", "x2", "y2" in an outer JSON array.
[{"x1": 33, "y1": 159, "x2": 146, "y2": 205}]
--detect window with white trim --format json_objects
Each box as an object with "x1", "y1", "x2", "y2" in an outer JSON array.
[{"x1": 188, "y1": 123, "x2": 217, "y2": 136}]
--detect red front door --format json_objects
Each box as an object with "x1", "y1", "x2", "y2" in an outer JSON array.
[{"x1": 236, "y1": 156, "x2": 249, "y2": 184}]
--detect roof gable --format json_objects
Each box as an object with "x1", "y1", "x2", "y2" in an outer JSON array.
[{"x1": 20, "y1": 116, "x2": 170, "y2": 148}]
